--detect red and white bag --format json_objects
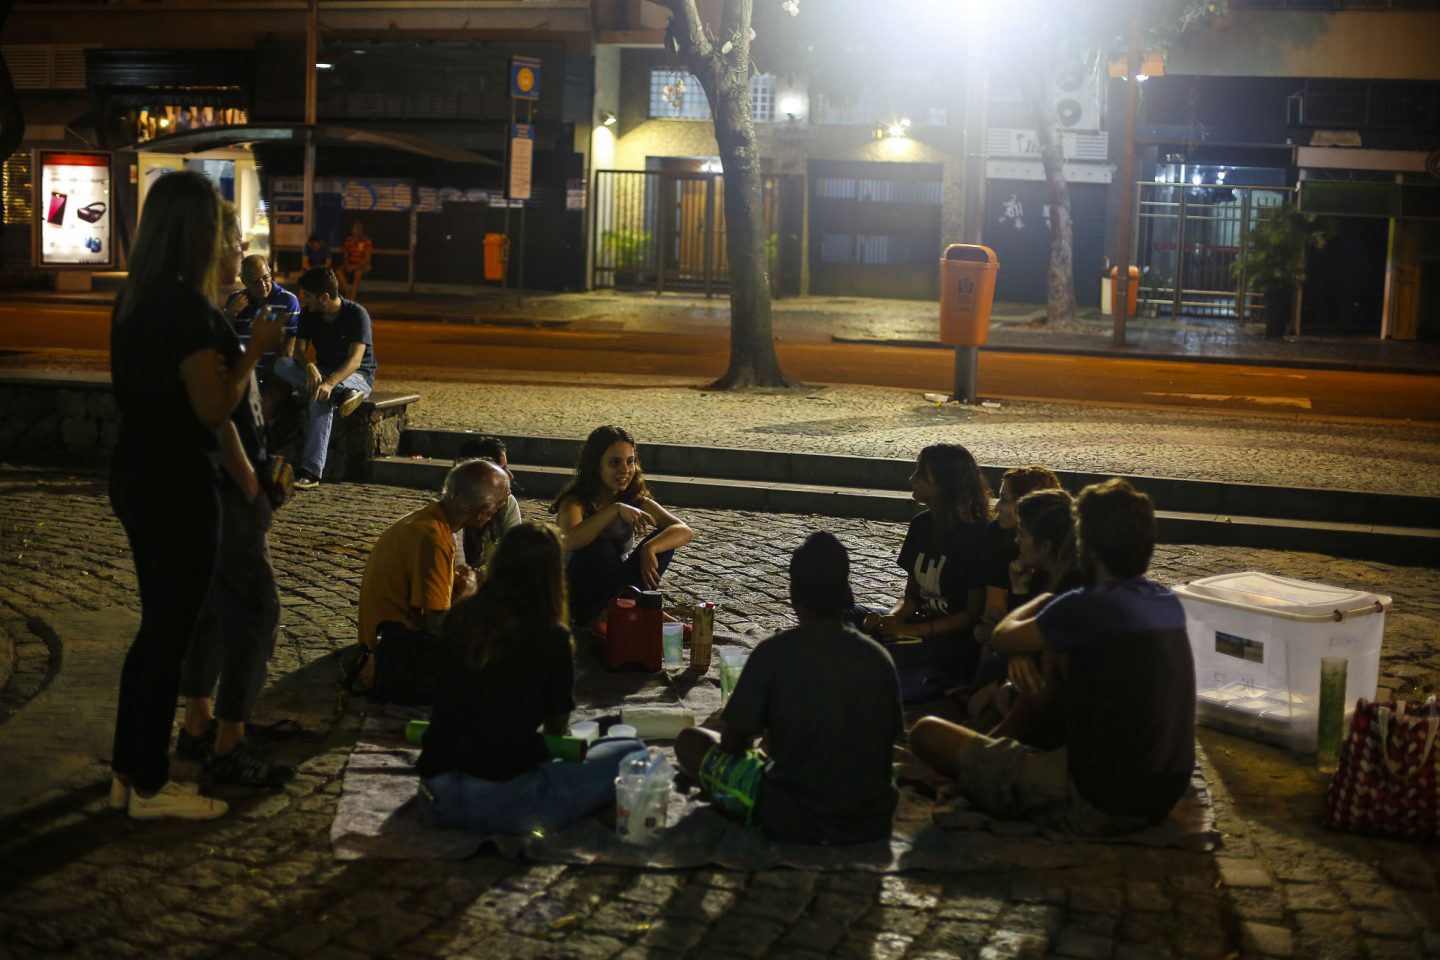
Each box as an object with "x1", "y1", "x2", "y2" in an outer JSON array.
[{"x1": 1321, "y1": 697, "x2": 1439, "y2": 839}]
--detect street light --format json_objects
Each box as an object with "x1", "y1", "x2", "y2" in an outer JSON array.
[{"x1": 599, "y1": 110, "x2": 618, "y2": 127}]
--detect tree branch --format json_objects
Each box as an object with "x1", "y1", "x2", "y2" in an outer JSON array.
[{"x1": 648, "y1": 0, "x2": 715, "y2": 69}]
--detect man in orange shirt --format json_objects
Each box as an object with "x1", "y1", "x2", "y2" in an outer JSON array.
[
  {"x1": 339, "y1": 221, "x2": 374, "y2": 299},
  {"x1": 355, "y1": 459, "x2": 511, "y2": 688}
]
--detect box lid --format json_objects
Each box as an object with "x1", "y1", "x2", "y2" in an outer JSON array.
[{"x1": 1174, "y1": 572, "x2": 1391, "y2": 622}]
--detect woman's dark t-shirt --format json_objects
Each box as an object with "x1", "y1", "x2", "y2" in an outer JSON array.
[
  {"x1": 897, "y1": 510, "x2": 987, "y2": 619},
  {"x1": 110, "y1": 283, "x2": 232, "y2": 465},
  {"x1": 418, "y1": 620, "x2": 577, "y2": 781}
]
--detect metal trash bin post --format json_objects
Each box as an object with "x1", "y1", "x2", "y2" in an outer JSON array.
[
  {"x1": 1109, "y1": 264, "x2": 1139, "y2": 317},
  {"x1": 938, "y1": 243, "x2": 1000, "y2": 404}
]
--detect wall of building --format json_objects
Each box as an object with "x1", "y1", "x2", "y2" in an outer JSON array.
[{"x1": 1167, "y1": 11, "x2": 1440, "y2": 81}]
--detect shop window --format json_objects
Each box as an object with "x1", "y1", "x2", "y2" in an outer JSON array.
[
  {"x1": 648, "y1": 69, "x2": 776, "y2": 122},
  {"x1": 3, "y1": 153, "x2": 34, "y2": 225}
]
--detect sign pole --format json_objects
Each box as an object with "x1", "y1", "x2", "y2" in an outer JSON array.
[
  {"x1": 517, "y1": 100, "x2": 533, "y2": 307},
  {"x1": 503, "y1": 98, "x2": 514, "y2": 297}
]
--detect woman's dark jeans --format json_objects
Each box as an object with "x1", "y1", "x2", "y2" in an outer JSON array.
[
  {"x1": 566, "y1": 531, "x2": 674, "y2": 628},
  {"x1": 109, "y1": 457, "x2": 221, "y2": 793}
]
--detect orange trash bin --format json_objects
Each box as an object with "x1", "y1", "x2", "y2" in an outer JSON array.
[
  {"x1": 1109, "y1": 265, "x2": 1140, "y2": 316},
  {"x1": 483, "y1": 233, "x2": 508, "y2": 281},
  {"x1": 939, "y1": 244, "x2": 1000, "y2": 346}
]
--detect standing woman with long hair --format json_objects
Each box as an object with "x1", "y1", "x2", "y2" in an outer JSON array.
[
  {"x1": 864, "y1": 443, "x2": 991, "y2": 682},
  {"x1": 108, "y1": 171, "x2": 284, "y2": 819},
  {"x1": 417, "y1": 523, "x2": 645, "y2": 833},
  {"x1": 550, "y1": 425, "x2": 693, "y2": 629}
]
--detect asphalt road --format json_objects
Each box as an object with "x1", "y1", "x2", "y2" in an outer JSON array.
[{"x1": 3, "y1": 303, "x2": 1437, "y2": 422}]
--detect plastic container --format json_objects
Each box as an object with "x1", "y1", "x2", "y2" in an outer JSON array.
[
  {"x1": 614, "y1": 747, "x2": 671, "y2": 845},
  {"x1": 1173, "y1": 572, "x2": 1390, "y2": 752},
  {"x1": 938, "y1": 244, "x2": 1000, "y2": 346},
  {"x1": 570, "y1": 720, "x2": 599, "y2": 743},
  {"x1": 718, "y1": 648, "x2": 750, "y2": 704},
  {"x1": 662, "y1": 622, "x2": 684, "y2": 667}
]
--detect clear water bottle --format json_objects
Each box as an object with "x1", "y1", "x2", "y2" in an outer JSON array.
[{"x1": 614, "y1": 747, "x2": 671, "y2": 845}]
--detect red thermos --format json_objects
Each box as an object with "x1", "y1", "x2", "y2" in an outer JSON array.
[{"x1": 604, "y1": 589, "x2": 663, "y2": 671}]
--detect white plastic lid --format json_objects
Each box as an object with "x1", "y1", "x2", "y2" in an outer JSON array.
[{"x1": 1174, "y1": 572, "x2": 1391, "y2": 621}]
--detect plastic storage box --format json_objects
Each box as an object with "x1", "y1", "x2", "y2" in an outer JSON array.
[{"x1": 1173, "y1": 572, "x2": 1390, "y2": 752}]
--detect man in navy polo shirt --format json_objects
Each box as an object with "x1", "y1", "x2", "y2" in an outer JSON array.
[
  {"x1": 273, "y1": 267, "x2": 377, "y2": 489},
  {"x1": 224, "y1": 256, "x2": 300, "y2": 416},
  {"x1": 224, "y1": 255, "x2": 300, "y2": 363}
]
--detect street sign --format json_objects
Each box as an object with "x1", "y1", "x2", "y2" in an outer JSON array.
[
  {"x1": 509, "y1": 123, "x2": 534, "y2": 200},
  {"x1": 509, "y1": 56, "x2": 541, "y2": 101}
]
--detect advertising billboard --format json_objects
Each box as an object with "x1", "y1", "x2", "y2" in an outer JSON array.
[{"x1": 36, "y1": 150, "x2": 113, "y2": 268}]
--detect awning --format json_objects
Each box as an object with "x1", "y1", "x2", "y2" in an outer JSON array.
[{"x1": 133, "y1": 123, "x2": 499, "y2": 166}]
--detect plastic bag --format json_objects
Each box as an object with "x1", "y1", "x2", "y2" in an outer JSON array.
[{"x1": 614, "y1": 746, "x2": 672, "y2": 845}]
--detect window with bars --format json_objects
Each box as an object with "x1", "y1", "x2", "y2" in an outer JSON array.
[
  {"x1": 3, "y1": 153, "x2": 34, "y2": 226},
  {"x1": 648, "y1": 69, "x2": 777, "y2": 122}
]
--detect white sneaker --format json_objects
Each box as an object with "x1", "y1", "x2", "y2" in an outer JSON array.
[
  {"x1": 108, "y1": 777, "x2": 130, "y2": 811},
  {"x1": 127, "y1": 781, "x2": 229, "y2": 821}
]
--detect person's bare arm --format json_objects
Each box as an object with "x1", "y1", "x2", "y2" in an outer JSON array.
[
  {"x1": 314, "y1": 341, "x2": 367, "y2": 403},
  {"x1": 990, "y1": 591, "x2": 1055, "y2": 656},
  {"x1": 633, "y1": 498, "x2": 693, "y2": 588},
  {"x1": 556, "y1": 497, "x2": 652, "y2": 552}
]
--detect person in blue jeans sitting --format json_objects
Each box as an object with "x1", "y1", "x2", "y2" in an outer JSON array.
[
  {"x1": 273, "y1": 266, "x2": 376, "y2": 489},
  {"x1": 550, "y1": 425, "x2": 693, "y2": 630},
  {"x1": 416, "y1": 522, "x2": 645, "y2": 834}
]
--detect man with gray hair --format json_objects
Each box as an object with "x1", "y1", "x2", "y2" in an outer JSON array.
[{"x1": 355, "y1": 459, "x2": 510, "y2": 688}]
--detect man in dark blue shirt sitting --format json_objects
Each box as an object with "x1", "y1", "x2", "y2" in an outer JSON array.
[{"x1": 273, "y1": 267, "x2": 377, "y2": 489}]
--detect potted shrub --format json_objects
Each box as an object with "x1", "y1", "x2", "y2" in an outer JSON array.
[
  {"x1": 601, "y1": 228, "x2": 652, "y2": 289},
  {"x1": 1232, "y1": 204, "x2": 1330, "y2": 338}
]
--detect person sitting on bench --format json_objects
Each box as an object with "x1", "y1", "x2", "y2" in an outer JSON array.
[
  {"x1": 676, "y1": 531, "x2": 903, "y2": 845},
  {"x1": 909, "y1": 479, "x2": 1195, "y2": 835}
]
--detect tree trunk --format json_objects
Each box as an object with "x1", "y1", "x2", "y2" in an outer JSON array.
[
  {"x1": 1020, "y1": 73, "x2": 1081, "y2": 332},
  {"x1": 653, "y1": 0, "x2": 790, "y2": 389},
  {"x1": 703, "y1": 65, "x2": 789, "y2": 388}
]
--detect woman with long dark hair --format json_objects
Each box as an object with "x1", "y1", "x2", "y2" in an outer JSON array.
[
  {"x1": 549, "y1": 425, "x2": 693, "y2": 628},
  {"x1": 108, "y1": 171, "x2": 284, "y2": 819},
  {"x1": 864, "y1": 443, "x2": 991, "y2": 682},
  {"x1": 417, "y1": 523, "x2": 645, "y2": 833}
]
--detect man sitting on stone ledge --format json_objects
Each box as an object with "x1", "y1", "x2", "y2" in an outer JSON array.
[
  {"x1": 675, "y1": 531, "x2": 903, "y2": 845},
  {"x1": 354, "y1": 459, "x2": 511, "y2": 690},
  {"x1": 273, "y1": 266, "x2": 376, "y2": 490},
  {"x1": 909, "y1": 478, "x2": 1196, "y2": 836}
]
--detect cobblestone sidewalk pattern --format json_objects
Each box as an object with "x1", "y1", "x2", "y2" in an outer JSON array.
[{"x1": 0, "y1": 466, "x2": 1436, "y2": 959}]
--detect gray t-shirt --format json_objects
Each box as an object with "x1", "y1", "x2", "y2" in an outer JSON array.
[{"x1": 723, "y1": 622, "x2": 903, "y2": 845}]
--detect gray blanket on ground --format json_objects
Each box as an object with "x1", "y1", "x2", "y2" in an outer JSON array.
[{"x1": 330, "y1": 714, "x2": 1221, "y2": 870}]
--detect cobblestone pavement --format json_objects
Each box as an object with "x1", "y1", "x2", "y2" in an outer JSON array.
[
  {"x1": 0, "y1": 465, "x2": 1436, "y2": 960},
  {"x1": 383, "y1": 375, "x2": 1440, "y2": 497}
]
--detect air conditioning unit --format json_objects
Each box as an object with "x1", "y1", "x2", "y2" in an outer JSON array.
[{"x1": 1053, "y1": 61, "x2": 1103, "y2": 132}]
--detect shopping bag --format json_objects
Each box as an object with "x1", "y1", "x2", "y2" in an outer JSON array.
[{"x1": 1321, "y1": 697, "x2": 1439, "y2": 839}]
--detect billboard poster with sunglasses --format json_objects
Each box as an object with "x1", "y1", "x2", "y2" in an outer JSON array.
[{"x1": 35, "y1": 150, "x2": 114, "y2": 268}]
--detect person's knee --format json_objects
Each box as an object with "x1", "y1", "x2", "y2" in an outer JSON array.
[
  {"x1": 909, "y1": 717, "x2": 963, "y2": 775},
  {"x1": 675, "y1": 727, "x2": 719, "y2": 777}
]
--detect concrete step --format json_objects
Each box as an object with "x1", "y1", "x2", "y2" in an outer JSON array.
[
  {"x1": 368, "y1": 454, "x2": 1440, "y2": 566},
  {"x1": 395, "y1": 428, "x2": 1440, "y2": 531}
]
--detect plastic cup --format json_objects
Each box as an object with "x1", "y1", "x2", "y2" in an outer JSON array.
[
  {"x1": 405, "y1": 719, "x2": 430, "y2": 744},
  {"x1": 571, "y1": 720, "x2": 599, "y2": 743},
  {"x1": 1317, "y1": 656, "x2": 1348, "y2": 773},
  {"x1": 718, "y1": 648, "x2": 749, "y2": 704},
  {"x1": 662, "y1": 622, "x2": 684, "y2": 667},
  {"x1": 608, "y1": 723, "x2": 638, "y2": 740}
]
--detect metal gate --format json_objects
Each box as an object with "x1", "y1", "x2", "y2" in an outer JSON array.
[
  {"x1": 1134, "y1": 182, "x2": 1290, "y2": 321},
  {"x1": 591, "y1": 169, "x2": 782, "y2": 295}
]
